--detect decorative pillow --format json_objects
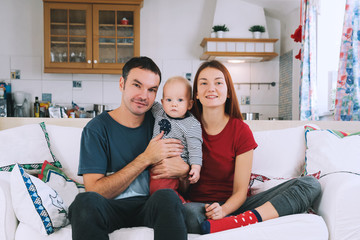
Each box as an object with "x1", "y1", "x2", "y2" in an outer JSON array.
[
  {"x1": 38, "y1": 160, "x2": 84, "y2": 207},
  {"x1": 304, "y1": 126, "x2": 360, "y2": 176},
  {"x1": 252, "y1": 125, "x2": 318, "y2": 179},
  {"x1": 247, "y1": 173, "x2": 270, "y2": 196},
  {"x1": 11, "y1": 164, "x2": 69, "y2": 235},
  {"x1": 248, "y1": 171, "x2": 321, "y2": 196},
  {"x1": 0, "y1": 123, "x2": 61, "y2": 173}
]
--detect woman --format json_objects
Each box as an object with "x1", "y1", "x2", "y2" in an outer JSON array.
[{"x1": 184, "y1": 60, "x2": 321, "y2": 234}]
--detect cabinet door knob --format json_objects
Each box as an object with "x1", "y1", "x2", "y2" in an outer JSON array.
[
  {"x1": 94, "y1": 60, "x2": 98, "y2": 64},
  {"x1": 87, "y1": 60, "x2": 92, "y2": 64}
]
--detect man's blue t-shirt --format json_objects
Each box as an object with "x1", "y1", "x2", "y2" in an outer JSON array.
[{"x1": 78, "y1": 110, "x2": 155, "y2": 199}]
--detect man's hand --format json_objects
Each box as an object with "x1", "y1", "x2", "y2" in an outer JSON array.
[
  {"x1": 142, "y1": 132, "x2": 183, "y2": 165},
  {"x1": 151, "y1": 156, "x2": 190, "y2": 179}
]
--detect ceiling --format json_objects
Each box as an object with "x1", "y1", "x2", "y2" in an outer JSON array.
[{"x1": 241, "y1": 0, "x2": 300, "y2": 19}]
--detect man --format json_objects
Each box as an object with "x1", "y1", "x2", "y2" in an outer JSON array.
[{"x1": 69, "y1": 57, "x2": 189, "y2": 240}]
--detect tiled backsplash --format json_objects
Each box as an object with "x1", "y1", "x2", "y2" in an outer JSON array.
[
  {"x1": 0, "y1": 55, "x2": 122, "y2": 112},
  {"x1": 279, "y1": 50, "x2": 293, "y2": 120},
  {"x1": 0, "y1": 55, "x2": 280, "y2": 119}
]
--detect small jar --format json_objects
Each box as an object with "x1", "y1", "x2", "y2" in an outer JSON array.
[
  {"x1": 79, "y1": 107, "x2": 87, "y2": 118},
  {"x1": 121, "y1": 17, "x2": 129, "y2": 25}
]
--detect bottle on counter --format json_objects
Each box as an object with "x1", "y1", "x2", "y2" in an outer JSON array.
[
  {"x1": 0, "y1": 87, "x2": 6, "y2": 117},
  {"x1": 34, "y1": 96, "x2": 40, "y2": 117},
  {"x1": 79, "y1": 107, "x2": 87, "y2": 118}
]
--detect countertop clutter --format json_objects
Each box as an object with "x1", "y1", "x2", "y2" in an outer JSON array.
[
  {"x1": 46, "y1": 102, "x2": 104, "y2": 119},
  {"x1": 0, "y1": 83, "x2": 104, "y2": 119}
]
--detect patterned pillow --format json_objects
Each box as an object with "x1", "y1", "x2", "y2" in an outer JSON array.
[
  {"x1": 11, "y1": 164, "x2": 69, "y2": 235},
  {"x1": 247, "y1": 173, "x2": 271, "y2": 196},
  {"x1": 0, "y1": 122, "x2": 61, "y2": 173},
  {"x1": 38, "y1": 160, "x2": 84, "y2": 207},
  {"x1": 248, "y1": 172, "x2": 320, "y2": 196},
  {"x1": 304, "y1": 126, "x2": 360, "y2": 176}
]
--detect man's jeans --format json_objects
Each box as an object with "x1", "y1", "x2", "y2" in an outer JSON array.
[{"x1": 69, "y1": 189, "x2": 187, "y2": 240}]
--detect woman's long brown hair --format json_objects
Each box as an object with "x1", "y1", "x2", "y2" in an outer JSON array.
[{"x1": 191, "y1": 60, "x2": 243, "y2": 121}]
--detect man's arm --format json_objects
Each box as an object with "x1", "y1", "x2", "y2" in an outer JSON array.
[{"x1": 84, "y1": 132, "x2": 183, "y2": 199}]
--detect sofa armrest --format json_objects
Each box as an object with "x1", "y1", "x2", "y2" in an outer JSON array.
[
  {"x1": 0, "y1": 172, "x2": 17, "y2": 240},
  {"x1": 313, "y1": 172, "x2": 360, "y2": 240}
]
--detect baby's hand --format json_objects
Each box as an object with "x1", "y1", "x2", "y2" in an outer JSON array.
[{"x1": 188, "y1": 165, "x2": 201, "y2": 184}]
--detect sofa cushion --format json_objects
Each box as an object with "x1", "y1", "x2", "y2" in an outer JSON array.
[
  {"x1": 14, "y1": 213, "x2": 328, "y2": 240},
  {"x1": 38, "y1": 160, "x2": 85, "y2": 207},
  {"x1": 304, "y1": 126, "x2": 360, "y2": 176},
  {"x1": 0, "y1": 123, "x2": 61, "y2": 174},
  {"x1": 11, "y1": 164, "x2": 69, "y2": 235},
  {"x1": 45, "y1": 124, "x2": 83, "y2": 183},
  {"x1": 252, "y1": 125, "x2": 316, "y2": 179}
]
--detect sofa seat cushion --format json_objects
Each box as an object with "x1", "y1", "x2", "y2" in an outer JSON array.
[{"x1": 15, "y1": 213, "x2": 328, "y2": 240}]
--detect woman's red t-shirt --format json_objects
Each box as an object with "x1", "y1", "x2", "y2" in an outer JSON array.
[{"x1": 188, "y1": 117, "x2": 258, "y2": 202}]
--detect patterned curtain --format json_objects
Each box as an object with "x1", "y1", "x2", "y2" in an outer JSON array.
[
  {"x1": 334, "y1": 0, "x2": 360, "y2": 121},
  {"x1": 299, "y1": 0, "x2": 319, "y2": 120}
]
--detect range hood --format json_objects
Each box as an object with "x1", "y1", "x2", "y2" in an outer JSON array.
[{"x1": 200, "y1": 38, "x2": 278, "y2": 62}]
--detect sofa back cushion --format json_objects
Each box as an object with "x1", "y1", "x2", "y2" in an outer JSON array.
[
  {"x1": 251, "y1": 125, "x2": 313, "y2": 179},
  {"x1": 45, "y1": 125, "x2": 83, "y2": 184}
]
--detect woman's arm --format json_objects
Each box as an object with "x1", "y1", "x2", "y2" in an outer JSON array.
[{"x1": 205, "y1": 150, "x2": 253, "y2": 220}]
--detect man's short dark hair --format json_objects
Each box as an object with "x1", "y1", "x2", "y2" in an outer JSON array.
[{"x1": 122, "y1": 56, "x2": 162, "y2": 83}]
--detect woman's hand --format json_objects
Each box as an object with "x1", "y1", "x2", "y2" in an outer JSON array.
[{"x1": 205, "y1": 202, "x2": 226, "y2": 220}]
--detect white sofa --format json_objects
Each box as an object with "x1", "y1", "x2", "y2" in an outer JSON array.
[{"x1": 0, "y1": 117, "x2": 359, "y2": 240}]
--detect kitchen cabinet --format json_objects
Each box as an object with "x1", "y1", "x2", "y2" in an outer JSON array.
[{"x1": 43, "y1": 0, "x2": 143, "y2": 74}]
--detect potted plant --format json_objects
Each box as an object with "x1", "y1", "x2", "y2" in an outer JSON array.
[
  {"x1": 212, "y1": 24, "x2": 229, "y2": 38},
  {"x1": 249, "y1": 25, "x2": 266, "y2": 39}
]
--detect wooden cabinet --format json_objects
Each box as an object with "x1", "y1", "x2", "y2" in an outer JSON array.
[{"x1": 43, "y1": 0, "x2": 143, "y2": 74}]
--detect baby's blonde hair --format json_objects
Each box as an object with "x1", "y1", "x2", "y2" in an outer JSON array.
[{"x1": 163, "y1": 76, "x2": 192, "y2": 99}]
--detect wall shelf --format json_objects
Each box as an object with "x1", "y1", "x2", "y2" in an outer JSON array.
[
  {"x1": 200, "y1": 38, "x2": 278, "y2": 62},
  {"x1": 234, "y1": 82, "x2": 276, "y2": 90}
]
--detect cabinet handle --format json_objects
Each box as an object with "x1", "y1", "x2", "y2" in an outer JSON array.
[
  {"x1": 94, "y1": 60, "x2": 98, "y2": 64},
  {"x1": 87, "y1": 60, "x2": 92, "y2": 64}
]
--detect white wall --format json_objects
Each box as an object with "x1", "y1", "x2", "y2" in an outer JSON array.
[
  {"x1": 212, "y1": 0, "x2": 269, "y2": 38},
  {"x1": 0, "y1": 0, "x2": 280, "y2": 119}
]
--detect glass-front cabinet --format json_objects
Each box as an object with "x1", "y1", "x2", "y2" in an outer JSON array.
[
  {"x1": 93, "y1": 5, "x2": 139, "y2": 70},
  {"x1": 43, "y1": 1, "x2": 142, "y2": 74}
]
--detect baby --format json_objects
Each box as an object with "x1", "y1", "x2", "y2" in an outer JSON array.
[{"x1": 150, "y1": 76, "x2": 202, "y2": 203}]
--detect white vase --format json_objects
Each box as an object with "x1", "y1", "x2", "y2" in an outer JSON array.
[
  {"x1": 210, "y1": 32, "x2": 216, "y2": 38},
  {"x1": 216, "y1": 31, "x2": 224, "y2": 38},
  {"x1": 252, "y1": 32, "x2": 262, "y2": 39}
]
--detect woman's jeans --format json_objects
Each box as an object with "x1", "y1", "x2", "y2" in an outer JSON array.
[
  {"x1": 69, "y1": 189, "x2": 187, "y2": 240},
  {"x1": 184, "y1": 176, "x2": 321, "y2": 234}
]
